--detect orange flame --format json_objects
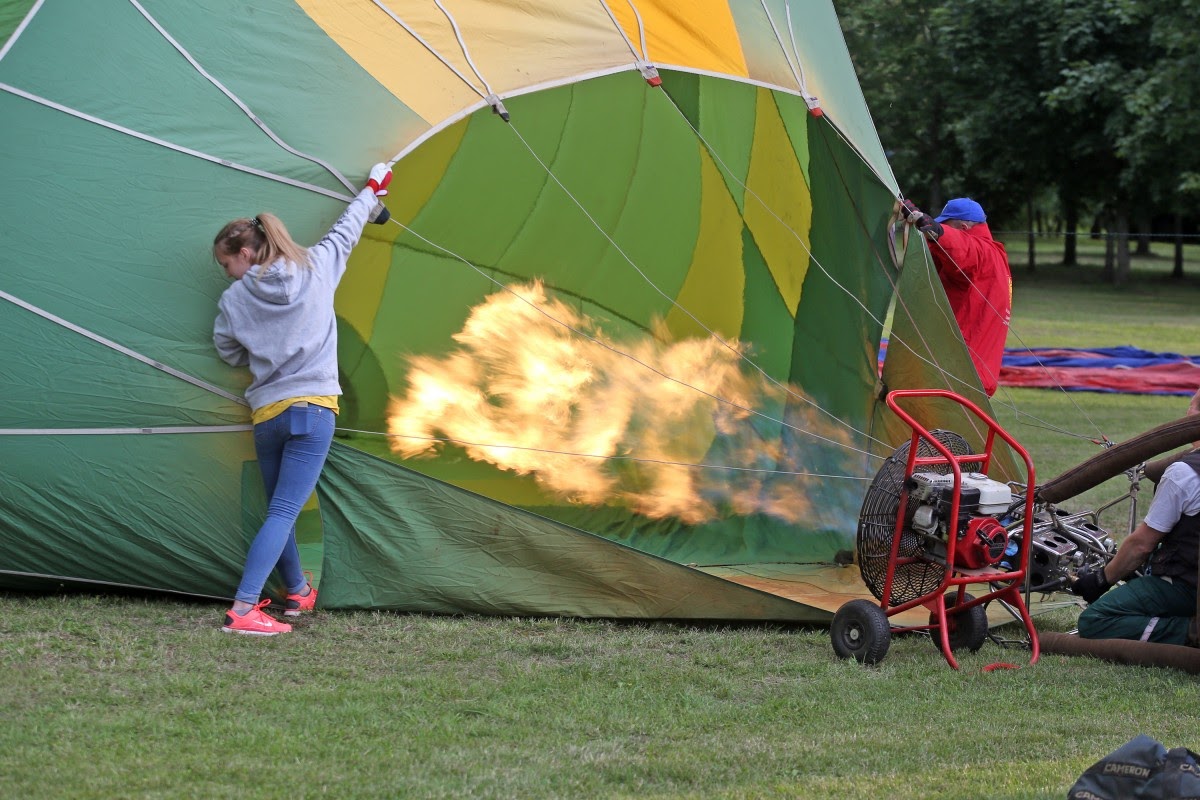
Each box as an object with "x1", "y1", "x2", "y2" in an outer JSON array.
[{"x1": 387, "y1": 281, "x2": 852, "y2": 525}]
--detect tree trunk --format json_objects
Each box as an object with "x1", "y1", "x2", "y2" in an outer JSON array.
[
  {"x1": 1026, "y1": 194, "x2": 1036, "y2": 271},
  {"x1": 1114, "y1": 206, "x2": 1131, "y2": 286},
  {"x1": 1173, "y1": 213, "x2": 1185, "y2": 279},
  {"x1": 1064, "y1": 202, "x2": 1078, "y2": 266},
  {"x1": 1135, "y1": 211, "x2": 1153, "y2": 256},
  {"x1": 1103, "y1": 224, "x2": 1115, "y2": 283}
]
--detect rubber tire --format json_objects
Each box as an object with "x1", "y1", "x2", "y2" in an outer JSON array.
[
  {"x1": 831, "y1": 599, "x2": 892, "y2": 664},
  {"x1": 933, "y1": 592, "x2": 989, "y2": 652}
]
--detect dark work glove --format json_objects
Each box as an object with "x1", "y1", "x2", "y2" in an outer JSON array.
[
  {"x1": 901, "y1": 200, "x2": 943, "y2": 241},
  {"x1": 1072, "y1": 567, "x2": 1110, "y2": 604},
  {"x1": 901, "y1": 199, "x2": 923, "y2": 224},
  {"x1": 367, "y1": 201, "x2": 391, "y2": 225}
]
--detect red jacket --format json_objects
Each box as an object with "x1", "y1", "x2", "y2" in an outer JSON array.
[{"x1": 928, "y1": 223, "x2": 1012, "y2": 396}]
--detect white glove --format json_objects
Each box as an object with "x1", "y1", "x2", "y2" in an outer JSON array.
[{"x1": 366, "y1": 163, "x2": 392, "y2": 197}]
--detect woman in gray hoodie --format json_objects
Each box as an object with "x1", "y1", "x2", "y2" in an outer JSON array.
[{"x1": 211, "y1": 163, "x2": 391, "y2": 635}]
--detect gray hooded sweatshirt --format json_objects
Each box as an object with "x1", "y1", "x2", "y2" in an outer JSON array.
[{"x1": 213, "y1": 188, "x2": 376, "y2": 411}]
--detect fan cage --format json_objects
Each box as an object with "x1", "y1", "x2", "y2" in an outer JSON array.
[{"x1": 857, "y1": 430, "x2": 983, "y2": 604}]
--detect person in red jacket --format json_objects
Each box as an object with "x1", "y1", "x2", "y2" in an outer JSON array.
[{"x1": 903, "y1": 197, "x2": 1012, "y2": 396}]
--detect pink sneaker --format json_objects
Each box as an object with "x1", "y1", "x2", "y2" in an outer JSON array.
[
  {"x1": 284, "y1": 576, "x2": 318, "y2": 617},
  {"x1": 221, "y1": 599, "x2": 292, "y2": 636}
]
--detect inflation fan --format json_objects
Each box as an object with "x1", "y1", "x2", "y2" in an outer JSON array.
[{"x1": 832, "y1": 390, "x2": 1041, "y2": 669}]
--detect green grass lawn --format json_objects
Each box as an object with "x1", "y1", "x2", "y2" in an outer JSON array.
[
  {"x1": 2, "y1": 596, "x2": 1197, "y2": 800},
  {"x1": 2, "y1": 245, "x2": 1199, "y2": 800},
  {"x1": 998, "y1": 233, "x2": 1200, "y2": 354}
]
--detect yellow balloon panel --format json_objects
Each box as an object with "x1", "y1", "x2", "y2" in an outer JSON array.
[
  {"x1": 298, "y1": 0, "x2": 633, "y2": 126},
  {"x1": 608, "y1": 0, "x2": 748, "y2": 78},
  {"x1": 742, "y1": 88, "x2": 813, "y2": 317},
  {"x1": 664, "y1": 147, "x2": 746, "y2": 341}
]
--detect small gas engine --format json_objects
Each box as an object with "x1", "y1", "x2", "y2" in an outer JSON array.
[{"x1": 905, "y1": 471, "x2": 1013, "y2": 570}]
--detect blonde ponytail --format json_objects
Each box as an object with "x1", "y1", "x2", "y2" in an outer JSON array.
[
  {"x1": 255, "y1": 213, "x2": 310, "y2": 269},
  {"x1": 212, "y1": 212, "x2": 310, "y2": 270}
]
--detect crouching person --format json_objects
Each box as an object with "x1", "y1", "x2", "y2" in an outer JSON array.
[{"x1": 1073, "y1": 452, "x2": 1199, "y2": 647}]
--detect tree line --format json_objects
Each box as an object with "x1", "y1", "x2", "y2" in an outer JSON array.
[{"x1": 834, "y1": 0, "x2": 1200, "y2": 281}]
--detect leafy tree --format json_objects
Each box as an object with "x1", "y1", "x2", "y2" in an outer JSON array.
[
  {"x1": 837, "y1": 0, "x2": 1200, "y2": 282},
  {"x1": 1119, "y1": 0, "x2": 1200, "y2": 277},
  {"x1": 834, "y1": 0, "x2": 962, "y2": 208},
  {"x1": 1042, "y1": 0, "x2": 1157, "y2": 282},
  {"x1": 930, "y1": 0, "x2": 1063, "y2": 268}
]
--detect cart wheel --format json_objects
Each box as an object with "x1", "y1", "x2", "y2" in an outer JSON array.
[
  {"x1": 931, "y1": 592, "x2": 989, "y2": 652},
  {"x1": 831, "y1": 599, "x2": 892, "y2": 664}
]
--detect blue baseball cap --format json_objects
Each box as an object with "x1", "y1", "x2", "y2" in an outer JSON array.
[{"x1": 934, "y1": 198, "x2": 986, "y2": 223}]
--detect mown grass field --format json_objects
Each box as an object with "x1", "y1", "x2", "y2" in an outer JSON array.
[{"x1": 2, "y1": 239, "x2": 1198, "y2": 800}]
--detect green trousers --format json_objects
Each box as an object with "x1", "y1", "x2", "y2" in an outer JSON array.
[{"x1": 1078, "y1": 575, "x2": 1196, "y2": 645}]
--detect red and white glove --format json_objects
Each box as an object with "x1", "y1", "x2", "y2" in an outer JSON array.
[{"x1": 366, "y1": 163, "x2": 392, "y2": 197}]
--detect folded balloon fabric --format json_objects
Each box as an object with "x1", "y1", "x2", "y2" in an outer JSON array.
[{"x1": 999, "y1": 345, "x2": 1200, "y2": 395}]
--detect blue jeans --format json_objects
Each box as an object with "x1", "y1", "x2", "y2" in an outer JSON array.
[{"x1": 235, "y1": 403, "x2": 335, "y2": 605}]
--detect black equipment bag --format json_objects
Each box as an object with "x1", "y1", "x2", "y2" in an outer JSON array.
[{"x1": 1068, "y1": 734, "x2": 1200, "y2": 799}]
